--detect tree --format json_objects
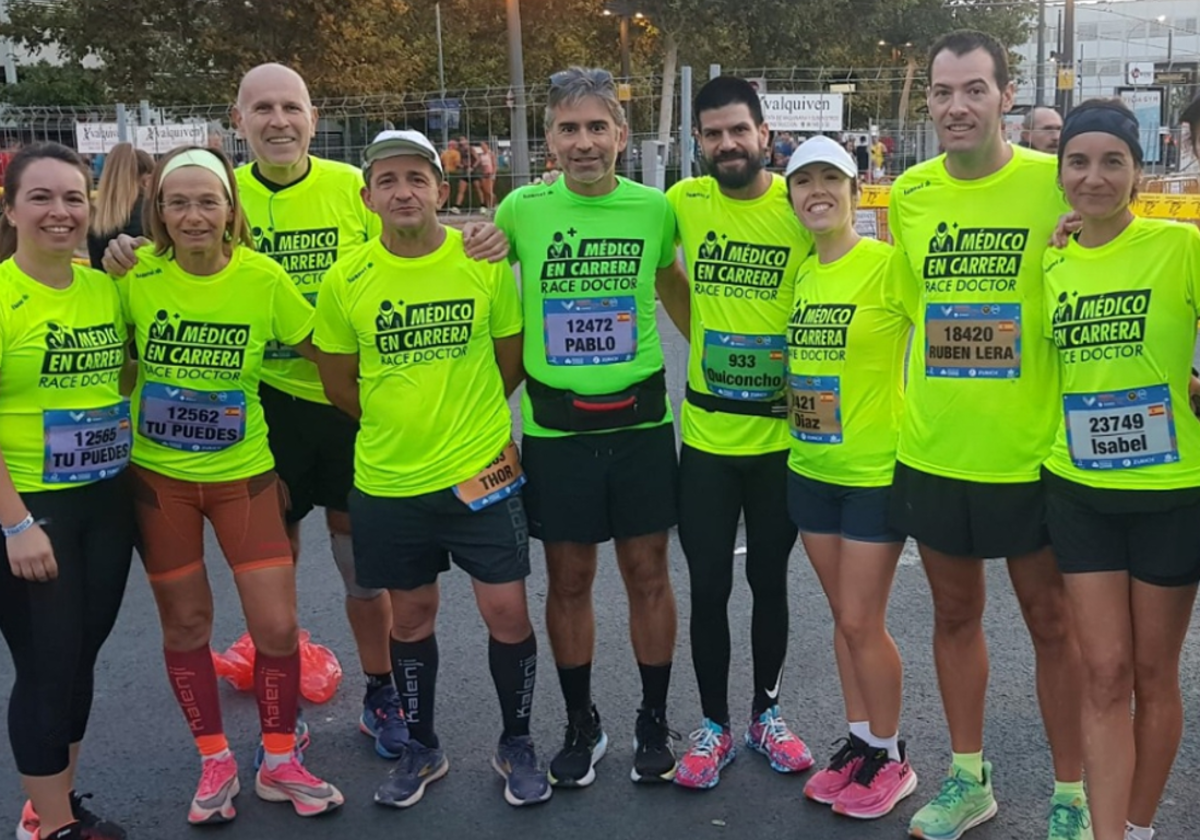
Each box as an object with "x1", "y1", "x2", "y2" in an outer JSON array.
[{"x1": 0, "y1": 61, "x2": 105, "y2": 106}]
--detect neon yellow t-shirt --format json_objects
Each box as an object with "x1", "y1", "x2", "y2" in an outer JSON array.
[
  {"x1": 117, "y1": 246, "x2": 315, "y2": 482},
  {"x1": 0, "y1": 261, "x2": 128, "y2": 493},
  {"x1": 313, "y1": 229, "x2": 523, "y2": 498},
  {"x1": 667, "y1": 175, "x2": 812, "y2": 456},
  {"x1": 495, "y1": 176, "x2": 677, "y2": 438},
  {"x1": 236, "y1": 156, "x2": 381, "y2": 404},
  {"x1": 1043, "y1": 218, "x2": 1200, "y2": 490},
  {"x1": 788, "y1": 238, "x2": 910, "y2": 486},
  {"x1": 886, "y1": 144, "x2": 1069, "y2": 482}
]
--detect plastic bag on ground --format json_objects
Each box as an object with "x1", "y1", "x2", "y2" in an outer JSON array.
[{"x1": 211, "y1": 630, "x2": 343, "y2": 703}]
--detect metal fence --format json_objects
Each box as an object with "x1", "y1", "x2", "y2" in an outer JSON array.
[{"x1": 1, "y1": 64, "x2": 1194, "y2": 195}]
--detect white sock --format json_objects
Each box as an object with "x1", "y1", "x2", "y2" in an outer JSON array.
[
  {"x1": 1126, "y1": 823, "x2": 1154, "y2": 840},
  {"x1": 203, "y1": 749, "x2": 232, "y2": 763},
  {"x1": 866, "y1": 730, "x2": 902, "y2": 762},
  {"x1": 263, "y1": 750, "x2": 292, "y2": 770},
  {"x1": 848, "y1": 721, "x2": 871, "y2": 743}
]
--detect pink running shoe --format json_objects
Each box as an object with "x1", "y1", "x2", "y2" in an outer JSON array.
[
  {"x1": 832, "y1": 742, "x2": 918, "y2": 819},
  {"x1": 255, "y1": 755, "x2": 344, "y2": 817},
  {"x1": 188, "y1": 753, "x2": 241, "y2": 825},
  {"x1": 804, "y1": 735, "x2": 868, "y2": 804},
  {"x1": 673, "y1": 719, "x2": 736, "y2": 790},
  {"x1": 16, "y1": 799, "x2": 37, "y2": 840},
  {"x1": 745, "y1": 706, "x2": 814, "y2": 773}
]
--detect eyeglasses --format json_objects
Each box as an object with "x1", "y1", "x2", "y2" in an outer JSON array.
[
  {"x1": 159, "y1": 198, "x2": 229, "y2": 215},
  {"x1": 549, "y1": 68, "x2": 616, "y2": 90}
]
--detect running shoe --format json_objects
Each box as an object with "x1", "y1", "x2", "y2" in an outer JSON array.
[
  {"x1": 1048, "y1": 796, "x2": 1093, "y2": 840},
  {"x1": 255, "y1": 755, "x2": 343, "y2": 817},
  {"x1": 745, "y1": 705, "x2": 814, "y2": 773},
  {"x1": 253, "y1": 709, "x2": 311, "y2": 770},
  {"x1": 17, "y1": 794, "x2": 126, "y2": 840},
  {"x1": 805, "y1": 735, "x2": 869, "y2": 804},
  {"x1": 373, "y1": 739, "x2": 449, "y2": 809},
  {"x1": 548, "y1": 705, "x2": 608, "y2": 788},
  {"x1": 630, "y1": 707, "x2": 680, "y2": 783},
  {"x1": 188, "y1": 753, "x2": 240, "y2": 825},
  {"x1": 833, "y1": 742, "x2": 918, "y2": 819},
  {"x1": 492, "y1": 734, "x2": 553, "y2": 806},
  {"x1": 673, "y1": 718, "x2": 735, "y2": 790},
  {"x1": 359, "y1": 683, "x2": 409, "y2": 759},
  {"x1": 909, "y1": 761, "x2": 998, "y2": 840}
]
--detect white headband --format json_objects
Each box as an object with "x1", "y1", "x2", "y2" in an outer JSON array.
[{"x1": 159, "y1": 148, "x2": 232, "y2": 198}]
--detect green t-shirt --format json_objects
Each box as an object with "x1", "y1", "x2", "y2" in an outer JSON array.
[
  {"x1": 313, "y1": 229, "x2": 523, "y2": 497},
  {"x1": 236, "y1": 156, "x2": 381, "y2": 404},
  {"x1": 886, "y1": 144, "x2": 1069, "y2": 483},
  {"x1": 788, "y1": 238, "x2": 910, "y2": 486},
  {"x1": 1043, "y1": 218, "x2": 1200, "y2": 490},
  {"x1": 667, "y1": 175, "x2": 812, "y2": 456},
  {"x1": 0, "y1": 261, "x2": 128, "y2": 493},
  {"x1": 117, "y1": 246, "x2": 315, "y2": 482},
  {"x1": 495, "y1": 176, "x2": 677, "y2": 437}
]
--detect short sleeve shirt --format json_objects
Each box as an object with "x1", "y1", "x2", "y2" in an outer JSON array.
[
  {"x1": 495, "y1": 176, "x2": 677, "y2": 438},
  {"x1": 117, "y1": 246, "x2": 314, "y2": 482},
  {"x1": 313, "y1": 228, "x2": 523, "y2": 497}
]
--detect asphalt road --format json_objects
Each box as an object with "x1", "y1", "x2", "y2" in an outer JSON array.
[{"x1": 2, "y1": 308, "x2": 1199, "y2": 840}]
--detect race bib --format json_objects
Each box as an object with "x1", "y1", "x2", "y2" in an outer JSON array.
[
  {"x1": 140, "y1": 382, "x2": 247, "y2": 452},
  {"x1": 544, "y1": 297, "x2": 636, "y2": 366},
  {"x1": 42, "y1": 402, "x2": 131, "y2": 484},
  {"x1": 1064, "y1": 385, "x2": 1179, "y2": 470},
  {"x1": 925, "y1": 303, "x2": 1021, "y2": 379},
  {"x1": 789, "y1": 375, "x2": 843, "y2": 444},
  {"x1": 702, "y1": 330, "x2": 786, "y2": 401},
  {"x1": 453, "y1": 443, "x2": 526, "y2": 511}
]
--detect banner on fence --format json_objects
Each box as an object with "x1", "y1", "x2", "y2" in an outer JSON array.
[
  {"x1": 758, "y1": 93, "x2": 844, "y2": 132},
  {"x1": 74, "y1": 123, "x2": 121, "y2": 154},
  {"x1": 134, "y1": 123, "x2": 207, "y2": 154}
]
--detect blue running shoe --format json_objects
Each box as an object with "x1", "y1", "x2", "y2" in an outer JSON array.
[
  {"x1": 359, "y1": 683, "x2": 409, "y2": 759},
  {"x1": 374, "y1": 739, "x2": 449, "y2": 809},
  {"x1": 492, "y1": 734, "x2": 552, "y2": 807},
  {"x1": 253, "y1": 709, "x2": 310, "y2": 771}
]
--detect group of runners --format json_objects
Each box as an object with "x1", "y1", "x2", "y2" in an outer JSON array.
[{"x1": 0, "y1": 23, "x2": 1198, "y2": 840}]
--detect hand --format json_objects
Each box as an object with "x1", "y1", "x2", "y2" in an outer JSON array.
[
  {"x1": 102, "y1": 234, "x2": 148, "y2": 277},
  {"x1": 1049, "y1": 212, "x2": 1082, "y2": 249},
  {"x1": 6, "y1": 523, "x2": 57, "y2": 583},
  {"x1": 461, "y1": 222, "x2": 510, "y2": 263}
]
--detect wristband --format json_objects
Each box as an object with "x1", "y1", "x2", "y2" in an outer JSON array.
[{"x1": 2, "y1": 513, "x2": 36, "y2": 538}]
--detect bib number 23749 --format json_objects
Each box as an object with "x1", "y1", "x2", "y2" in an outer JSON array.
[{"x1": 1065, "y1": 385, "x2": 1178, "y2": 470}]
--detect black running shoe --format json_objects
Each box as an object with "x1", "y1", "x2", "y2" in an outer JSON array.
[
  {"x1": 631, "y1": 707, "x2": 680, "y2": 783},
  {"x1": 73, "y1": 793, "x2": 126, "y2": 840},
  {"x1": 549, "y1": 706, "x2": 608, "y2": 788}
]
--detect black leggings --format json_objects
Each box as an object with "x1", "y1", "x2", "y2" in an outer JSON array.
[
  {"x1": 0, "y1": 476, "x2": 134, "y2": 776},
  {"x1": 678, "y1": 445, "x2": 797, "y2": 725}
]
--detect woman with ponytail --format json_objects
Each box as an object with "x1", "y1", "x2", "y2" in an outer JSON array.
[{"x1": 86, "y1": 143, "x2": 153, "y2": 270}]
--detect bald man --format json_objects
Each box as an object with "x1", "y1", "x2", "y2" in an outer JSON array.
[
  {"x1": 103, "y1": 63, "x2": 510, "y2": 769},
  {"x1": 1021, "y1": 105, "x2": 1063, "y2": 154}
]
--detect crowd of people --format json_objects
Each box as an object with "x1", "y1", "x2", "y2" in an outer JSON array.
[{"x1": 1, "y1": 25, "x2": 1199, "y2": 840}]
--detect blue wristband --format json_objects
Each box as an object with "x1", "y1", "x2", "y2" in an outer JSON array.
[{"x1": 2, "y1": 514, "x2": 35, "y2": 539}]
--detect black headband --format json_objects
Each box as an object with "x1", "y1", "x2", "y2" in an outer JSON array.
[{"x1": 1058, "y1": 105, "x2": 1143, "y2": 165}]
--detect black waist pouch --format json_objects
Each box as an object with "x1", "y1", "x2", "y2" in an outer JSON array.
[{"x1": 526, "y1": 369, "x2": 668, "y2": 433}]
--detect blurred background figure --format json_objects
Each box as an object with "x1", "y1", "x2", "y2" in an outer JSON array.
[{"x1": 87, "y1": 142, "x2": 154, "y2": 269}]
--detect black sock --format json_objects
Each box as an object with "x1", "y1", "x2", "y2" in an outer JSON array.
[
  {"x1": 489, "y1": 634, "x2": 537, "y2": 738},
  {"x1": 391, "y1": 634, "x2": 439, "y2": 748},
  {"x1": 45, "y1": 823, "x2": 81, "y2": 840},
  {"x1": 638, "y1": 661, "x2": 672, "y2": 712},
  {"x1": 557, "y1": 662, "x2": 593, "y2": 714},
  {"x1": 365, "y1": 672, "x2": 392, "y2": 694}
]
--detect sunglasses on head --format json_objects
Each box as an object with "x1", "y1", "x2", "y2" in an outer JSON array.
[{"x1": 549, "y1": 68, "x2": 616, "y2": 90}]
